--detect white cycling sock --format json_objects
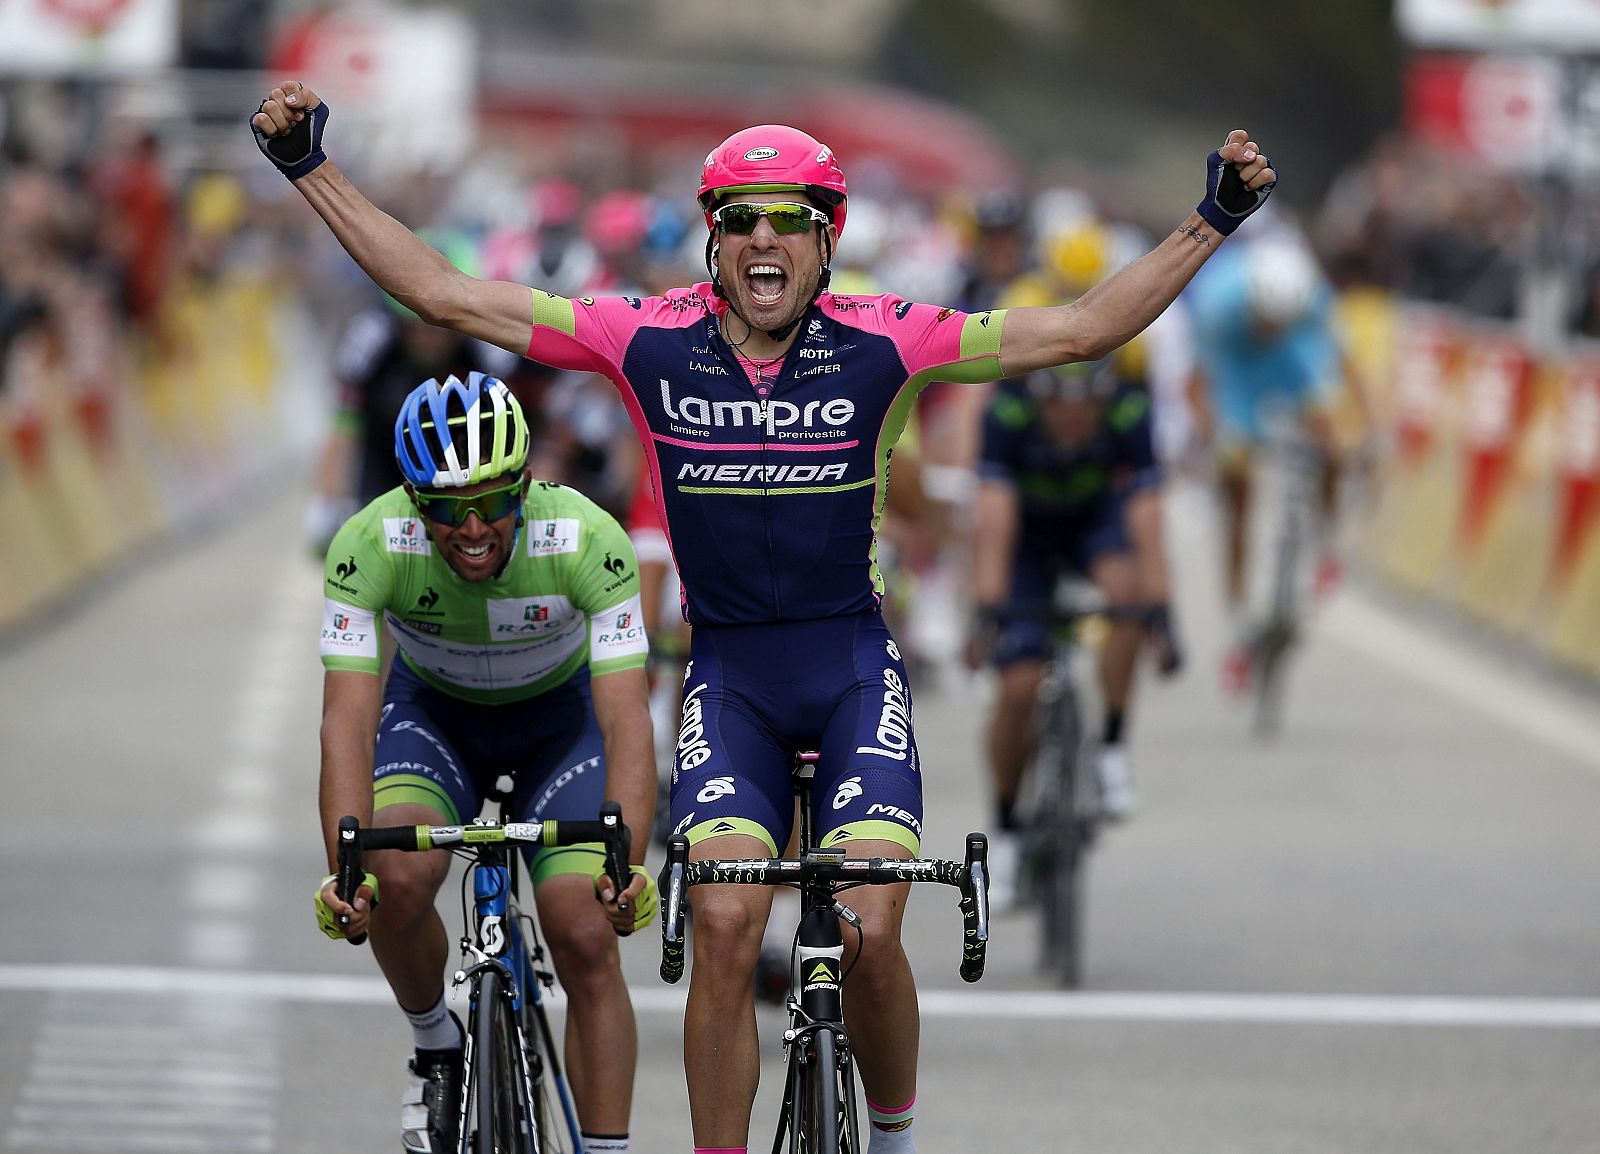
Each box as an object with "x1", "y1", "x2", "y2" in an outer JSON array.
[
  {"x1": 867, "y1": 1095, "x2": 915, "y2": 1154},
  {"x1": 868, "y1": 1121, "x2": 915, "y2": 1154},
  {"x1": 582, "y1": 1135, "x2": 628, "y2": 1153},
  {"x1": 402, "y1": 990, "x2": 462, "y2": 1051}
]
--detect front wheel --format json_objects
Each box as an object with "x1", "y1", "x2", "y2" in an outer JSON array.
[
  {"x1": 795, "y1": 1028, "x2": 858, "y2": 1154},
  {"x1": 473, "y1": 969, "x2": 530, "y2": 1154}
]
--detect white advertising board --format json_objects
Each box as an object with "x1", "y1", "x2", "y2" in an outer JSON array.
[
  {"x1": 0, "y1": 0, "x2": 178, "y2": 73},
  {"x1": 1399, "y1": 0, "x2": 1600, "y2": 52}
]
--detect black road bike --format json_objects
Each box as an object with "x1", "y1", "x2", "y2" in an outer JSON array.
[
  {"x1": 1020, "y1": 592, "x2": 1105, "y2": 990},
  {"x1": 658, "y1": 752, "x2": 990, "y2": 1154}
]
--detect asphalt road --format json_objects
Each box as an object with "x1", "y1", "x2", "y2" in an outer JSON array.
[{"x1": 2, "y1": 482, "x2": 1598, "y2": 1154}]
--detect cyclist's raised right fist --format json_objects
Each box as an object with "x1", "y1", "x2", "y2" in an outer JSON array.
[
  {"x1": 251, "y1": 81, "x2": 329, "y2": 181},
  {"x1": 1196, "y1": 127, "x2": 1277, "y2": 236}
]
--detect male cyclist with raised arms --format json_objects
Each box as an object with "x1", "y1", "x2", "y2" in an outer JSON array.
[
  {"x1": 254, "y1": 81, "x2": 1277, "y2": 1154},
  {"x1": 315, "y1": 372, "x2": 656, "y2": 1154}
]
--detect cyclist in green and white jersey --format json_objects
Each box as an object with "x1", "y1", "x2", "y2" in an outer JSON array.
[{"x1": 316, "y1": 372, "x2": 655, "y2": 1154}]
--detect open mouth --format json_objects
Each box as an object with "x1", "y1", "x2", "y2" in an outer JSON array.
[
  {"x1": 745, "y1": 264, "x2": 788, "y2": 308},
  {"x1": 455, "y1": 540, "x2": 497, "y2": 567}
]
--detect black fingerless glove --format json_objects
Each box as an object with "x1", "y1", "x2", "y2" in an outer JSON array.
[
  {"x1": 1196, "y1": 148, "x2": 1276, "y2": 236},
  {"x1": 252, "y1": 99, "x2": 330, "y2": 181}
]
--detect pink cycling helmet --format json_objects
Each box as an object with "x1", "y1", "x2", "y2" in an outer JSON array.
[{"x1": 698, "y1": 124, "x2": 848, "y2": 238}]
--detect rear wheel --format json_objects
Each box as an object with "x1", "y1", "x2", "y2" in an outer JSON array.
[
  {"x1": 1252, "y1": 618, "x2": 1295, "y2": 738},
  {"x1": 473, "y1": 970, "x2": 528, "y2": 1154},
  {"x1": 1034, "y1": 678, "x2": 1087, "y2": 987},
  {"x1": 1038, "y1": 799, "x2": 1087, "y2": 987}
]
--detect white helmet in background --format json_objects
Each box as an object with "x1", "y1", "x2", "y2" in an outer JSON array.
[{"x1": 1244, "y1": 241, "x2": 1320, "y2": 329}]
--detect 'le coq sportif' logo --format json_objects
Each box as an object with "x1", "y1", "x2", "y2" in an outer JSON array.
[
  {"x1": 330, "y1": 555, "x2": 362, "y2": 594},
  {"x1": 603, "y1": 553, "x2": 628, "y2": 578},
  {"x1": 417, "y1": 587, "x2": 439, "y2": 611}
]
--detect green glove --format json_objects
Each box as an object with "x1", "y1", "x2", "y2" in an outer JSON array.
[
  {"x1": 595, "y1": 864, "x2": 658, "y2": 932},
  {"x1": 315, "y1": 871, "x2": 379, "y2": 940}
]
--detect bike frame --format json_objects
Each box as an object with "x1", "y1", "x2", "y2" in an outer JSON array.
[
  {"x1": 335, "y1": 804, "x2": 630, "y2": 1154},
  {"x1": 1029, "y1": 612, "x2": 1094, "y2": 988},
  {"x1": 459, "y1": 841, "x2": 583, "y2": 1154},
  {"x1": 777, "y1": 756, "x2": 859, "y2": 1154},
  {"x1": 1253, "y1": 423, "x2": 1325, "y2": 737},
  {"x1": 659, "y1": 755, "x2": 989, "y2": 1154}
]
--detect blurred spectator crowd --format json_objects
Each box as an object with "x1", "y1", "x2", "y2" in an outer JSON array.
[{"x1": 2, "y1": 75, "x2": 1590, "y2": 552}]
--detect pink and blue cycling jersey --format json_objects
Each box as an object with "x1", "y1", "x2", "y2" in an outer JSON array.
[{"x1": 527, "y1": 284, "x2": 1008, "y2": 626}]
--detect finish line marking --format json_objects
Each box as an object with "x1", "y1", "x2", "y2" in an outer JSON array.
[{"x1": 3, "y1": 965, "x2": 1599, "y2": 1029}]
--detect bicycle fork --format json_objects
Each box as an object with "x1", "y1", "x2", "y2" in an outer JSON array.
[
  {"x1": 460, "y1": 861, "x2": 544, "y2": 1154},
  {"x1": 777, "y1": 900, "x2": 860, "y2": 1154}
]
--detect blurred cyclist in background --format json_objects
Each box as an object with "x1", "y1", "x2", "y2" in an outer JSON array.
[
  {"x1": 1186, "y1": 237, "x2": 1369, "y2": 693},
  {"x1": 305, "y1": 229, "x2": 519, "y2": 553},
  {"x1": 965, "y1": 357, "x2": 1182, "y2": 900},
  {"x1": 255, "y1": 81, "x2": 1277, "y2": 1154},
  {"x1": 315, "y1": 372, "x2": 655, "y2": 1154}
]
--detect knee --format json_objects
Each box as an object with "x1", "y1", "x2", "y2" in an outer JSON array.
[
  {"x1": 843, "y1": 914, "x2": 908, "y2": 992},
  {"x1": 371, "y1": 852, "x2": 447, "y2": 927},
  {"x1": 1099, "y1": 575, "x2": 1138, "y2": 609},
  {"x1": 548, "y1": 916, "x2": 623, "y2": 1002},
  {"x1": 690, "y1": 894, "x2": 766, "y2": 977},
  {"x1": 994, "y1": 668, "x2": 1040, "y2": 717}
]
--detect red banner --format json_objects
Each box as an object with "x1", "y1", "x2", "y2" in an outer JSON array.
[
  {"x1": 1459, "y1": 334, "x2": 1535, "y2": 547},
  {"x1": 1392, "y1": 312, "x2": 1458, "y2": 464},
  {"x1": 1554, "y1": 358, "x2": 1600, "y2": 581}
]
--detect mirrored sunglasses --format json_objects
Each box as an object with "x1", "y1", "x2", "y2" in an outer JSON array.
[
  {"x1": 411, "y1": 475, "x2": 525, "y2": 527},
  {"x1": 712, "y1": 202, "x2": 831, "y2": 236}
]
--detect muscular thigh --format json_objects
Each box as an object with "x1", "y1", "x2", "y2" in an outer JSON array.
[
  {"x1": 667, "y1": 629, "x2": 796, "y2": 856},
  {"x1": 814, "y1": 616, "x2": 923, "y2": 856},
  {"x1": 667, "y1": 615, "x2": 925, "y2": 858}
]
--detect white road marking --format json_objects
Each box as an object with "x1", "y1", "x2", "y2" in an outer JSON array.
[
  {"x1": 183, "y1": 555, "x2": 317, "y2": 965},
  {"x1": 2, "y1": 964, "x2": 1598, "y2": 1029},
  {"x1": 190, "y1": 812, "x2": 274, "y2": 855},
  {"x1": 6, "y1": 994, "x2": 280, "y2": 1153},
  {"x1": 25, "y1": 1065, "x2": 276, "y2": 1091},
  {"x1": 7, "y1": 1133, "x2": 271, "y2": 1153},
  {"x1": 187, "y1": 863, "x2": 263, "y2": 912},
  {"x1": 1323, "y1": 590, "x2": 1600, "y2": 772}
]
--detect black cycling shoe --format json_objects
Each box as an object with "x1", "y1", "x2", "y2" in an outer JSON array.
[{"x1": 402, "y1": 1045, "x2": 463, "y2": 1154}]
